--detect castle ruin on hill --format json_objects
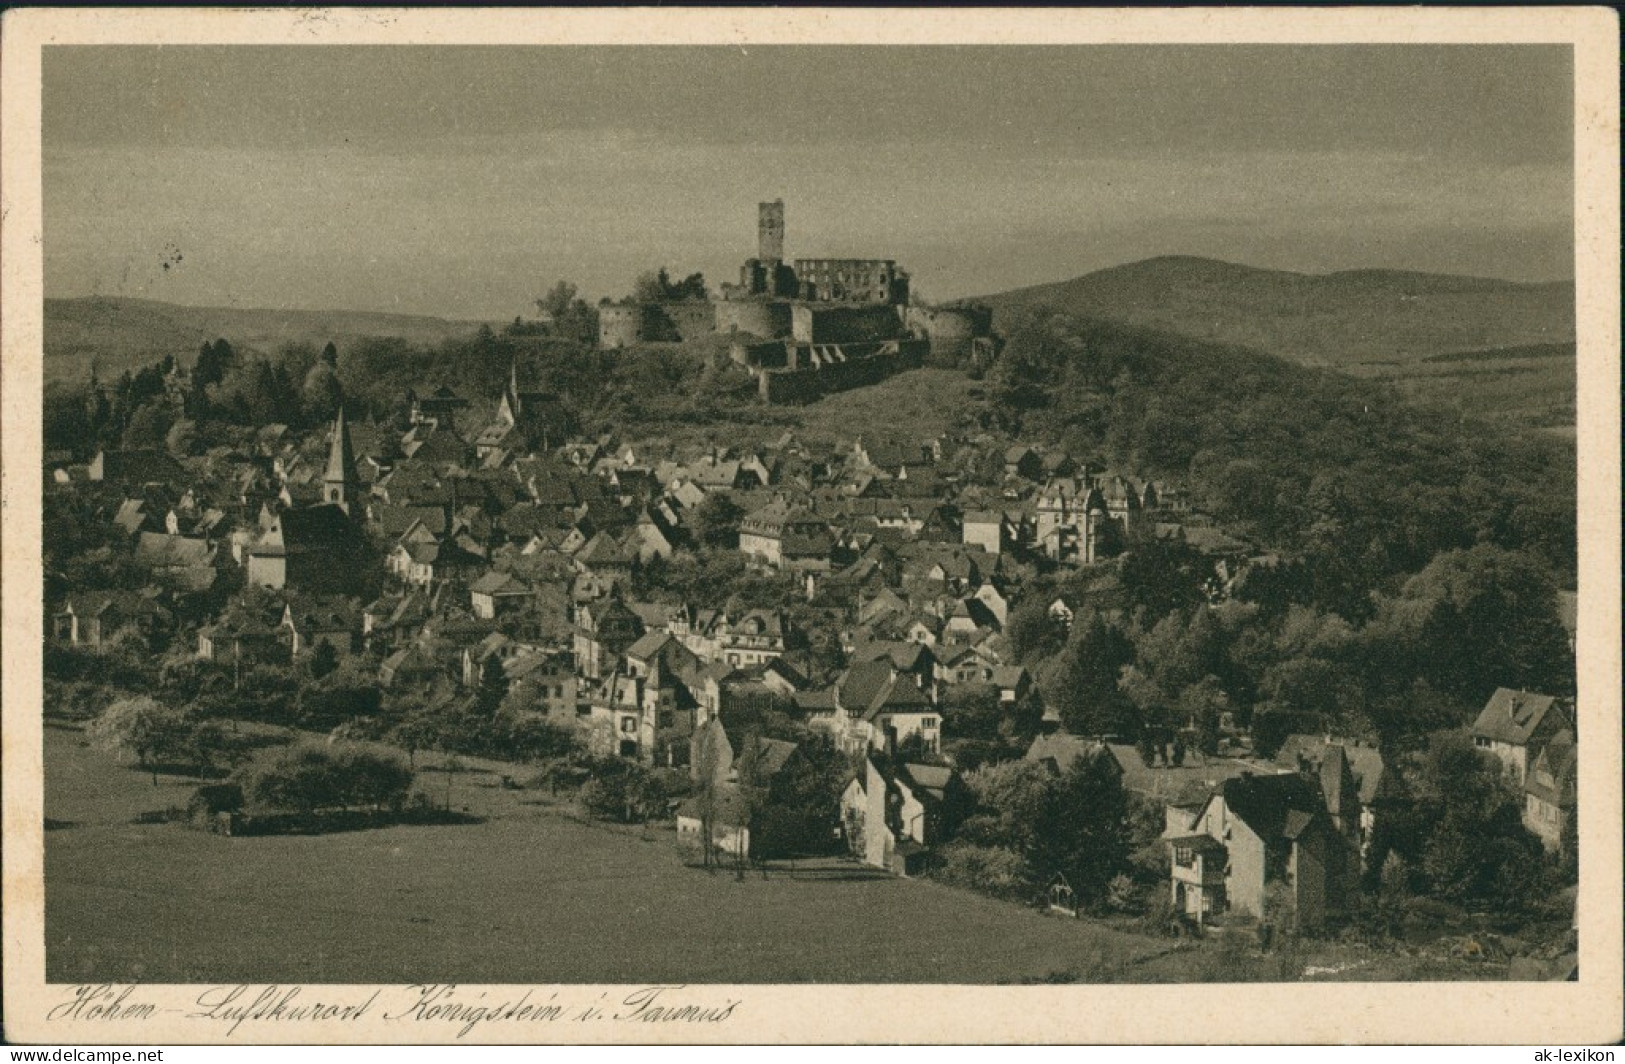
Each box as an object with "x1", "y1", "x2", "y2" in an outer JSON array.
[{"x1": 597, "y1": 200, "x2": 997, "y2": 403}]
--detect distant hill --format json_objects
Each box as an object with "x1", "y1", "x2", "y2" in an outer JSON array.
[
  {"x1": 44, "y1": 296, "x2": 486, "y2": 385},
  {"x1": 976, "y1": 256, "x2": 1575, "y2": 368}
]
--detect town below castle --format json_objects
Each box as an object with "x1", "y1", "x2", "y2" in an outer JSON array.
[{"x1": 42, "y1": 196, "x2": 1579, "y2": 986}]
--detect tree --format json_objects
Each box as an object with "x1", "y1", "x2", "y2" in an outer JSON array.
[
  {"x1": 1175, "y1": 675, "x2": 1229, "y2": 756},
  {"x1": 44, "y1": 388, "x2": 94, "y2": 456},
  {"x1": 940, "y1": 684, "x2": 1002, "y2": 743},
  {"x1": 307, "y1": 640, "x2": 339, "y2": 681},
  {"x1": 87, "y1": 696, "x2": 194, "y2": 785},
  {"x1": 320, "y1": 341, "x2": 338, "y2": 368},
  {"x1": 1047, "y1": 613, "x2": 1136, "y2": 737},
  {"x1": 332, "y1": 745, "x2": 415, "y2": 812},
  {"x1": 690, "y1": 494, "x2": 743, "y2": 549},
  {"x1": 241, "y1": 741, "x2": 413, "y2": 816},
  {"x1": 632, "y1": 270, "x2": 666, "y2": 304},
  {"x1": 1005, "y1": 598, "x2": 1064, "y2": 664},
  {"x1": 538, "y1": 280, "x2": 598, "y2": 345},
  {"x1": 1117, "y1": 534, "x2": 1209, "y2": 618},
  {"x1": 500, "y1": 714, "x2": 582, "y2": 763},
  {"x1": 538, "y1": 280, "x2": 580, "y2": 321},
  {"x1": 1120, "y1": 607, "x2": 1230, "y2": 741},
  {"x1": 690, "y1": 718, "x2": 733, "y2": 869},
  {"x1": 962, "y1": 759, "x2": 1055, "y2": 855},
  {"x1": 387, "y1": 710, "x2": 440, "y2": 769},
  {"x1": 191, "y1": 338, "x2": 234, "y2": 411},
  {"x1": 121, "y1": 400, "x2": 172, "y2": 449},
  {"x1": 164, "y1": 418, "x2": 199, "y2": 457},
  {"x1": 475, "y1": 655, "x2": 508, "y2": 716},
  {"x1": 1417, "y1": 734, "x2": 1546, "y2": 908},
  {"x1": 631, "y1": 268, "x2": 708, "y2": 304},
  {"x1": 302, "y1": 362, "x2": 344, "y2": 424},
  {"x1": 761, "y1": 732, "x2": 849, "y2": 855},
  {"x1": 1034, "y1": 752, "x2": 1132, "y2": 903},
  {"x1": 963, "y1": 752, "x2": 1131, "y2": 906},
  {"x1": 670, "y1": 272, "x2": 708, "y2": 301},
  {"x1": 578, "y1": 760, "x2": 666, "y2": 824},
  {"x1": 1370, "y1": 545, "x2": 1574, "y2": 707}
]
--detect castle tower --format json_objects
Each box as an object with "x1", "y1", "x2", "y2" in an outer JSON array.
[
  {"x1": 758, "y1": 199, "x2": 785, "y2": 262},
  {"x1": 323, "y1": 406, "x2": 359, "y2": 513}
]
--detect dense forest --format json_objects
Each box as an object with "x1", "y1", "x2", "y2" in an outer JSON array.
[
  {"x1": 988, "y1": 311, "x2": 1577, "y2": 598},
  {"x1": 980, "y1": 311, "x2": 1574, "y2": 785}
]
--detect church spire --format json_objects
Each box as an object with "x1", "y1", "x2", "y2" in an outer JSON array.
[{"x1": 323, "y1": 405, "x2": 358, "y2": 513}]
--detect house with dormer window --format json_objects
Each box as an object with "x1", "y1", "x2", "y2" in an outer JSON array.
[{"x1": 1470, "y1": 687, "x2": 1573, "y2": 786}]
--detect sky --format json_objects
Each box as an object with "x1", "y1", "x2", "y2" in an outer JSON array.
[{"x1": 43, "y1": 45, "x2": 1575, "y2": 321}]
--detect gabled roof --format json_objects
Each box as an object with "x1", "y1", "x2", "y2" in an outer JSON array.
[
  {"x1": 1273, "y1": 735, "x2": 1388, "y2": 807},
  {"x1": 738, "y1": 736, "x2": 799, "y2": 782},
  {"x1": 1217, "y1": 773, "x2": 1331, "y2": 844},
  {"x1": 854, "y1": 639, "x2": 934, "y2": 674},
  {"x1": 625, "y1": 630, "x2": 677, "y2": 662},
  {"x1": 1471, "y1": 688, "x2": 1569, "y2": 747},
  {"x1": 869, "y1": 673, "x2": 933, "y2": 716},
  {"x1": 896, "y1": 762, "x2": 956, "y2": 802},
  {"x1": 469, "y1": 570, "x2": 531, "y2": 596},
  {"x1": 1524, "y1": 730, "x2": 1577, "y2": 807},
  {"x1": 263, "y1": 504, "x2": 356, "y2": 555},
  {"x1": 991, "y1": 665, "x2": 1027, "y2": 687},
  {"x1": 378, "y1": 504, "x2": 449, "y2": 538},
  {"x1": 1024, "y1": 732, "x2": 1118, "y2": 775},
  {"x1": 836, "y1": 659, "x2": 894, "y2": 713}
]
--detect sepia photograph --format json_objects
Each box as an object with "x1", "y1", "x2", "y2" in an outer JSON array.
[{"x1": 2, "y1": 7, "x2": 1619, "y2": 1046}]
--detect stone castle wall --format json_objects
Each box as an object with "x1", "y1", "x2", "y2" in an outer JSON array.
[
  {"x1": 715, "y1": 299, "x2": 794, "y2": 339},
  {"x1": 598, "y1": 300, "x2": 716, "y2": 348},
  {"x1": 598, "y1": 303, "x2": 644, "y2": 349},
  {"x1": 753, "y1": 338, "x2": 928, "y2": 404},
  {"x1": 791, "y1": 303, "x2": 907, "y2": 345}
]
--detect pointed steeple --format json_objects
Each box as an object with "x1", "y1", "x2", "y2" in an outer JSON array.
[
  {"x1": 507, "y1": 357, "x2": 522, "y2": 420},
  {"x1": 323, "y1": 405, "x2": 358, "y2": 513}
]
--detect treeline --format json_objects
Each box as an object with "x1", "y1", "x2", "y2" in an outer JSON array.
[
  {"x1": 989, "y1": 313, "x2": 1577, "y2": 600},
  {"x1": 44, "y1": 338, "x2": 351, "y2": 458},
  {"x1": 1004, "y1": 533, "x2": 1573, "y2": 756}
]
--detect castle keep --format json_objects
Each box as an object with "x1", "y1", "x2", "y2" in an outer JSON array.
[{"x1": 597, "y1": 199, "x2": 996, "y2": 402}]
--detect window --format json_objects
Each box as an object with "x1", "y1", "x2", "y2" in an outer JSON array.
[
  {"x1": 922, "y1": 717, "x2": 937, "y2": 731},
  {"x1": 620, "y1": 717, "x2": 638, "y2": 734}
]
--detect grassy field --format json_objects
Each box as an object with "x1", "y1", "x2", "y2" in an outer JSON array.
[
  {"x1": 789, "y1": 367, "x2": 990, "y2": 447},
  {"x1": 1342, "y1": 345, "x2": 1576, "y2": 433},
  {"x1": 46, "y1": 723, "x2": 1185, "y2": 984},
  {"x1": 646, "y1": 366, "x2": 992, "y2": 455},
  {"x1": 44, "y1": 721, "x2": 1511, "y2": 984}
]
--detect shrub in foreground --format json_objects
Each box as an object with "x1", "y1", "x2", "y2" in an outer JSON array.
[{"x1": 238, "y1": 741, "x2": 413, "y2": 815}]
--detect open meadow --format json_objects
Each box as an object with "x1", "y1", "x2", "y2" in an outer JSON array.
[
  {"x1": 46, "y1": 723, "x2": 1188, "y2": 984},
  {"x1": 43, "y1": 722, "x2": 1512, "y2": 984},
  {"x1": 1340, "y1": 343, "x2": 1576, "y2": 436}
]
